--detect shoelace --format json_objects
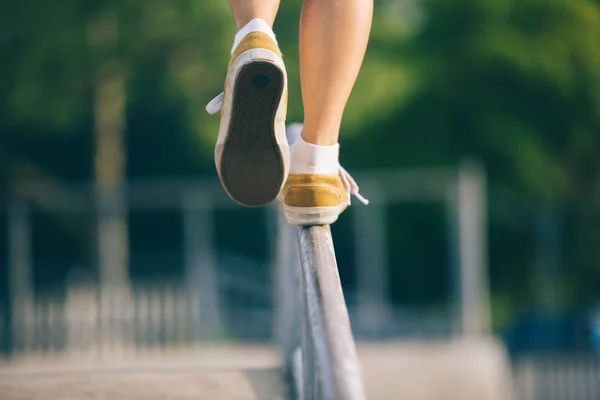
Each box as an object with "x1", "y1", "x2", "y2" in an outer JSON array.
[
  {"x1": 339, "y1": 166, "x2": 369, "y2": 206},
  {"x1": 205, "y1": 95, "x2": 368, "y2": 206},
  {"x1": 206, "y1": 92, "x2": 224, "y2": 115}
]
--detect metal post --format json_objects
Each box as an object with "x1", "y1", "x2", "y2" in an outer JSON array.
[
  {"x1": 8, "y1": 199, "x2": 34, "y2": 355},
  {"x1": 455, "y1": 161, "x2": 490, "y2": 337},
  {"x1": 353, "y1": 184, "x2": 390, "y2": 337},
  {"x1": 446, "y1": 182, "x2": 461, "y2": 336},
  {"x1": 183, "y1": 192, "x2": 222, "y2": 339},
  {"x1": 97, "y1": 186, "x2": 130, "y2": 289},
  {"x1": 96, "y1": 184, "x2": 131, "y2": 353},
  {"x1": 534, "y1": 204, "x2": 561, "y2": 312}
]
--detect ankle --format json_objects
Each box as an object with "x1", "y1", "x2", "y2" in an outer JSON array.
[
  {"x1": 300, "y1": 124, "x2": 340, "y2": 146},
  {"x1": 290, "y1": 135, "x2": 339, "y2": 175}
]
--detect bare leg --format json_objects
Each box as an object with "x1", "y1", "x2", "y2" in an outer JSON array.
[
  {"x1": 228, "y1": 0, "x2": 281, "y2": 29},
  {"x1": 300, "y1": 0, "x2": 373, "y2": 145}
]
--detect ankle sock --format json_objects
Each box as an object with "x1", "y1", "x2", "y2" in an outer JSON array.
[
  {"x1": 290, "y1": 135, "x2": 340, "y2": 175},
  {"x1": 232, "y1": 18, "x2": 278, "y2": 54}
]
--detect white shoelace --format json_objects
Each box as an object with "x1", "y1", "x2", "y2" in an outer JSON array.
[
  {"x1": 339, "y1": 166, "x2": 369, "y2": 206},
  {"x1": 206, "y1": 92, "x2": 224, "y2": 115}
]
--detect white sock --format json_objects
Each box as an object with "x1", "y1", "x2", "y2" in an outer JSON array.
[
  {"x1": 231, "y1": 18, "x2": 278, "y2": 54},
  {"x1": 290, "y1": 135, "x2": 340, "y2": 175}
]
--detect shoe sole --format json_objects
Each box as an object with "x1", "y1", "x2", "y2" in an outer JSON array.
[
  {"x1": 219, "y1": 60, "x2": 286, "y2": 207},
  {"x1": 281, "y1": 204, "x2": 347, "y2": 226}
]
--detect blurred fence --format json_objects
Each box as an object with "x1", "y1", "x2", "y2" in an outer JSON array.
[
  {"x1": 2, "y1": 166, "x2": 490, "y2": 357},
  {"x1": 513, "y1": 354, "x2": 600, "y2": 400},
  {"x1": 4, "y1": 277, "x2": 272, "y2": 358},
  {"x1": 1, "y1": 283, "x2": 459, "y2": 359}
]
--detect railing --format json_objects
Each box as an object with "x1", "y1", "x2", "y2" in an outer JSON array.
[
  {"x1": 2, "y1": 273, "x2": 273, "y2": 359},
  {"x1": 297, "y1": 225, "x2": 366, "y2": 400},
  {"x1": 275, "y1": 210, "x2": 366, "y2": 400}
]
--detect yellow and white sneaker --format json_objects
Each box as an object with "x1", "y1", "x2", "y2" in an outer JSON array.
[
  {"x1": 279, "y1": 123, "x2": 369, "y2": 226},
  {"x1": 206, "y1": 18, "x2": 289, "y2": 207}
]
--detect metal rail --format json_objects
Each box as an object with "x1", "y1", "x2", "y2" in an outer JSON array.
[{"x1": 294, "y1": 225, "x2": 366, "y2": 400}]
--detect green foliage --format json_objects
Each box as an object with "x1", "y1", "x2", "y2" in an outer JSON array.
[
  {"x1": 378, "y1": 0, "x2": 600, "y2": 316},
  {"x1": 402, "y1": 0, "x2": 600, "y2": 199},
  {"x1": 2, "y1": 0, "x2": 600, "y2": 326},
  {"x1": 1, "y1": 0, "x2": 231, "y2": 134}
]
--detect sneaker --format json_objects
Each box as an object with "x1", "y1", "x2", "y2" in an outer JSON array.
[
  {"x1": 279, "y1": 124, "x2": 369, "y2": 226},
  {"x1": 206, "y1": 19, "x2": 289, "y2": 207}
]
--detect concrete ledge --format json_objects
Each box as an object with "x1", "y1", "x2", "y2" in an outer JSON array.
[
  {"x1": 357, "y1": 339, "x2": 514, "y2": 400},
  {"x1": 0, "y1": 340, "x2": 515, "y2": 400}
]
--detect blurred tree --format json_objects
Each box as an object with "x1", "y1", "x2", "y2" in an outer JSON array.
[
  {"x1": 1, "y1": 0, "x2": 232, "y2": 175},
  {"x1": 348, "y1": 0, "x2": 600, "y2": 319},
  {"x1": 0, "y1": 0, "x2": 232, "y2": 286}
]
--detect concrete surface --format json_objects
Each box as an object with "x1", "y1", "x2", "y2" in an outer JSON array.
[
  {"x1": 0, "y1": 346, "x2": 286, "y2": 400},
  {"x1": 0, "y1": 369, "x2": 286, "y2": 400},
  {"x1": 0, "y1": 339, "x2": 514, "y2": 400},
  {"x1": 357, "y1": 339, "x2": 515, "y2": 400}
]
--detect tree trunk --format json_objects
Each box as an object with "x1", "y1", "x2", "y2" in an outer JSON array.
[
  {"x1": 88, "y1": 13, "x2": 131, "y2": 352},
  {"x1": 94, "y1": 59, "x2": 128, "y2": 290}
]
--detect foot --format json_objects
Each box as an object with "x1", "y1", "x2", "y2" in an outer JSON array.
[
  {"x1": 279, "y1": 123, "x2": 368, "y2": 226},
  {"x1": 206, "y1": 18, "x2": 289, "y2": 207}
]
